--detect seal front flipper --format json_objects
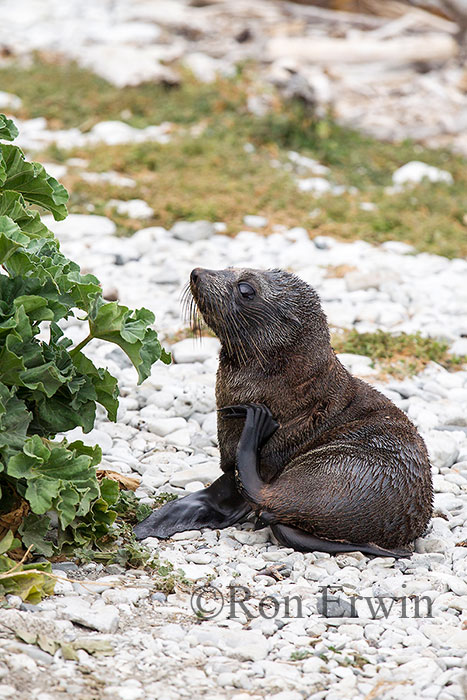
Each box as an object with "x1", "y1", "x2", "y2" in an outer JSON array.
[
  {"x1": 133, "y1": 473, "x2": 251, "y2": 540},
  {"x1": 270, "y1": 523, "x2": 413, "y2": 559},
  {"x1": 220, "y1": 403, "x2": 279, "y2": 504}
]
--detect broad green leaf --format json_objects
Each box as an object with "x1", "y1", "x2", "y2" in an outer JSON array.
[
  {"x1": 54, "y1": 484, "x2": 80, "y2": 529},
  {"x1": 3, "y1": 236, "x2": 99, "y2": 315},
  {"x1": 20, "y1": 361, "x2": 70, "y2": 398},
  {"x1": 9, "y1": 437, "x2": 102, "y2": 549},
  {"x1": 99, "y1": 477, "x2": 120, "y2": 507},
  {"x1": 0, "y1": 276, "x2": 67, "y2": 324},
  {"x1": 89, "y1": 297, "x2": 164, "y2": 383},
  {"x1": 71, "y1": 352, "x2": 119, "y2": 422},
  {"x1": 72, "y1": 493, "x2": 117, "y2": 543},
  {"x1": 25, "y1": 477, "x2": 61, "y2": 514},
  {"x1": 33, "y1": 394, "x2": 96, "y2": 435},
  {"x1": 0, "y1": 382, "x2": 31, "y2": 451},
  {"x1": 0, "y1": 190, "x2": 54, "y2": 239},
  {"x1": 160, "y1": 347, "x2": 172, "y2": 364},
  {"x1": 0, "y1": 215, "x2": 29, "y2": 263},
  {"x1": 66, "y1": 271, "x2": 101, "y2": 312},
  {"x1": 14, "y1": 295, "x2": 54, "y2": 322},
  {"x1": 66, "y1": 440, "x2": 102, "y2": 468},
  {"x1": 0, "y1": 114, "x2": 19, "y2": 142},
  {"x1": 18, "y1": 514, "x2": 54, "y2": 557},
  {"x1": 1, "y1": 144, "x2": 68, "y2": 220},
  {"x1": 0, "y1": 530, "x2": 20, "y2": 554},
  {"x1": 0, "y1": 540, "x2": 56, "y2": 601}
]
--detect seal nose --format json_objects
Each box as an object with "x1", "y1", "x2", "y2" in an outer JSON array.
[{"x1": 191, "y1": 268, "x2": 205, "y2": 285}]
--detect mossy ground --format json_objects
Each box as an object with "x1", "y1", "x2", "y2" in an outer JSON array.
[
  {"x1": 332, "y1": 329, "x2": 466, "y2": 379},
  {"x1": 2, "y1": 56, "x2": 467, "y2": 257}
]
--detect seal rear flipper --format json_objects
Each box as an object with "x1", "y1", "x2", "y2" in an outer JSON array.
[
  {"x1": 133, "y1": 473, "x2": 251, "y2": 540},
  {"x1": 270, "y1": 523, "x2": 413, "y2": 559}
]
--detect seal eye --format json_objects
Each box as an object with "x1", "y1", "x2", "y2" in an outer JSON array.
[{"x1": 238, "y1": 282, "x2": 256, "y2": 300}]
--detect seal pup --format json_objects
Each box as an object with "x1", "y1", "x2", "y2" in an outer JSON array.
[{"x1": 134, "y1": 268, "x2": 433, "y2": 558}]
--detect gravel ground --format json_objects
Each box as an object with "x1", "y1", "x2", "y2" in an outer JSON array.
[{"x1": 1, "y1": 212, "x2": 466, "y2": 700}]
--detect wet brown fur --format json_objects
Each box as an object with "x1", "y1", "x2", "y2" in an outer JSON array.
[{"x1": 190, "y1": 267, "x2": 433, "y2": 550}]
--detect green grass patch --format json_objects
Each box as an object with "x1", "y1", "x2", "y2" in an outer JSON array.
[
  {"x1": 0, "y1": 56, "x2": 234, "y2": 129},
  {"x1": 290, "y1": 649, "x2": 314, "y2": 661},
  {"x1": 2, "y1": 57, "x2": 467, "y2": 256},
  {"x1": 332, "y1": 329, "x2": 466, "y2": 378}
]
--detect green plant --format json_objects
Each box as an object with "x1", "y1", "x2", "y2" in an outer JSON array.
[
  {"x1": 0, "y1": 530, "x2": 55, "y2": 602},
  {"x1": 290, "y1": 649, "x2": 314, "y2": 661},
  {"x1": 0, "y1": 115, "x2": 170, "y2": 560}
]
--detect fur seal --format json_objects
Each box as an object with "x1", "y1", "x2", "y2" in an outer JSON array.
[{"x1": 134, "y1": 267, "x2": 433, "y2": 558}]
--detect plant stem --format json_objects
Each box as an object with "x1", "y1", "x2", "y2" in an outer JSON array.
[{"x1": 69, "y1": 333, "x2": 93, "y2": 357}]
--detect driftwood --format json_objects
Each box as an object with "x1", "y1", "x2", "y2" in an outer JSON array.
[
  {"x1": 281, "y1": 1, "x2": 386, "y2": 26},
  {"x1": 282, "y1": 0, "x2": 467, "y2": 44},
  {"x1": 267, "y1": 32, "x2": 457, "y2": 63},
  {"x1": 407, "y1": 1, "x2": 467, "y2": 44}
]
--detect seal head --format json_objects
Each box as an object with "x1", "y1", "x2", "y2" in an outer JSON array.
[{"x1": 189, "y1": 266, "x2": 328, "y2": 370}]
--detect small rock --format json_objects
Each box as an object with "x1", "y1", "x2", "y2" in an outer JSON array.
[
  {"x1": 195, "y1": 628, "x2": 269, "y2": 661},
  {"x1": 180, "y1": 563, "x2": 215, "y2": 581},
  {"x1": 171, "y1": 337, "x2": 220, "y2": 363},
  {"x1": 184, "y1": 53, "x2": 234, "y2": 83},
  {"x1": 61, "y1": 599, "x2": 119, "y2": 634},
  {"x1": 145, "y1": 417, "x2": 187, "y2": 437},
  {"x1": 108, "y1": 199, "x2": 154, "y2": 219},
  {"x1": 0, "y1": 91, "x2": 22, "y2": 110},
  {"x1": 302, "y1": 657, "x2": 326, "y2": 673},
  {"x1": 243, "y1": 215, "x2": 268, "y2": 228},
  {"x1": 422, "y1": 624, "x2": 467, "y2": 649},
  {"x1": 42, "y1": 214, "x2": 116, "y2": 240},
  {"x1": 5, "y1": 595, "x2": 22, "y2": 608},
  {"x1": 288, "y1": 151, "x2": 330, "y2": 175},
  {"x1": 185, "y1": 480, "x2": 205, "y2": 493},
  {"x1": 63, "y1": 427, "x2": 113, "y2": 454},
  {"x1": 424, "y1": 432, "x2": 459, "y2": 469},
  {"x1": 448, "y1": 338, "x2": 467, "y2": 356},
  {"x1": 170, "y1": 461, "x2": 222, "y2": 487},
  {"x1": 296, "y1": 177, "x2": 332, "y2": 194},
  {"x1": 41, "y1": 162, "x2": 67, "y2": 180},
  {"x1": 160, "y1": 623, "x2": 186, "y2": 641},
  {"x1": 392, "y1": 161, "x2": 453, "y2": 186},
  {"x1": 87, "y1": 119, "x2": 172, "y2": 146},
  {"x1": 81, "y1": 171, "x2": 136, "y2": 188},
  {"x1": 102, "y1": 588, "x2": 150, "y2": 605},
  {"x1": 171, "y1": 220, "x2": 215, "y2": 242},
  {"x1": 165, "y1": 428, "x2": 191, "y2": 446},
  {"x1": 337, "y1": 353, "x2": 373, "y2": 369},
  {"x1": 151, "y1": 592, "x2": 167, "y2": 603},
  {"x1": 345, "y1": 269, "x2": 400, "y2": 291},
  {"x1": 317, "y1": 594, "x2": 357, "y2": 618}
]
